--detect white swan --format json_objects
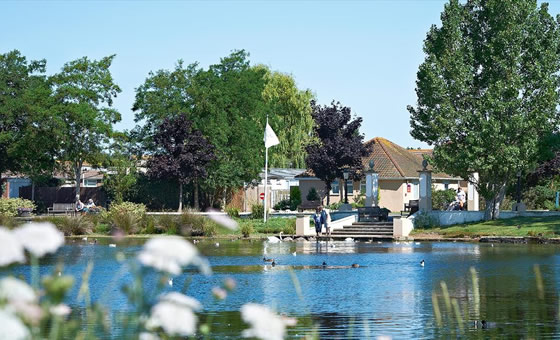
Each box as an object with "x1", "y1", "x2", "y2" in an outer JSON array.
[
  {"x1": 215, "y1": 242, "x2": 220, "y2": 247},
  {"x1": 292, "y1": 251, "x2": 297, "y2": 256},
  {"x1": 266, "y1": 232, "x2": 283, "y2": 243},
  {"x1": 168, "y1": 278, "x2": 173, "y2": 286},
  {"x1": 345, "y1": 237, "x2": 354, "y2": 242},
  {"x1": 109, "y1": 244, "x2": 116, "y2": 248}
]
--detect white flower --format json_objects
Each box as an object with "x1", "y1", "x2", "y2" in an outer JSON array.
[
  {"x1": 0, "y1": 277, "x2": 36, "y2": 303},
  {"x1": 139, "y1": 332, "x2": 161, "y2": 340},
  {"x1": 0, "y1": 309, "x2": 30, "y2": 340},
  {"x1": 9, "y1": 301, "x2": 43, "y2": 325},
  {"x1": 49, "y1": 304, "x2": 71, "y2": 317},
  {"x1": 159, "y1": 292, "x2": 202, "y2": 311},
  {"x1": 206, "y1": 209, "x2": 239, "y2": 230},
  {"x1": 13, "y1": 223, "x2": 64, "y2": 258},
  {"x1": 0, "y1": 227, "x2": 25, "y2": 267},
  {"x1": 241, "y1": 303, "x2": 297, "y2": 340},
  {"x1": 146, "y1": 293, "x2": 201, "y2": 337},
  {"x1": 137, "y1": 236, "x2": 210, "y2": 275}
]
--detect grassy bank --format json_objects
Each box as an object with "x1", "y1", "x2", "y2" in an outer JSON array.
[
  {"x1": 412, "y1": 216, "x2": 560, "y2": 239},
  {"x1": 1, "y1": 213, "x2": 294, "y2": 238}
]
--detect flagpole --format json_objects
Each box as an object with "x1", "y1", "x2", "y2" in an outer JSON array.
[{"x1": 264, "y1": 115, "x2": 269, "y2": 223}]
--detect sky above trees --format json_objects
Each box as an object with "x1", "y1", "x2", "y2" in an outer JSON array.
[{"x1": 2, "y1": 1, "x2": 560, "y2": 148}]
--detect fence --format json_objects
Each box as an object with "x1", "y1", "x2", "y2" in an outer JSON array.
[{"x1": 19, "y1": 186, "x2": 107, "y2": 212}]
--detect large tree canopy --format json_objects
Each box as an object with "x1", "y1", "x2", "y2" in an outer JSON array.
[
  {"x1": 259, "y1": 66, "x2": 314, "y2": 168},
  {"x1": 305, "y1": 100, "x2": 370, "y2": 205},
  {"x1": 51, "y1": 55, "x2": 121, "y2": 200},
  {"x1": 147, "y1": 115, "x2": 215, "y2": 212},
  {"x1": 132, "y1": 50, "x2": 314, "y2": 207},
  {"x1": 408, "y1": 0, "x2": 560, "y2": 219}
]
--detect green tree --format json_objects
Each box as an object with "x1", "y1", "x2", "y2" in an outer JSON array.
[
  {"x1": 0, "y1": 50, "x2": 58, "y2": 198},
  {"x1": 408, "y1": 0, "x2": 560, "y2": 219},
  {"x1": 133, "y1": 51, "x2": 268, "y2": 207},
  {"x1": 259, "y1": 67, "x2": 314, "y2": 168},
  {"x1": 102, "y1": 133, "x2": 138, "y2": 204},
  {"x1": 51, "y1": 55, "x2": 121, "y2": 201}
]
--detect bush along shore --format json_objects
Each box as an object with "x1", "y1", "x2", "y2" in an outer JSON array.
[
  {"x1": 412, "y1": 216, "x2": 560, "y2": 242},
  {"x1": 0, "y1": 200, "x2": 295, "y2": 239}
]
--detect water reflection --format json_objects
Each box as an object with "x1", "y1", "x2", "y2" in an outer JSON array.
[{"x1": 4, "y1": 239, "x2": 560, "y2": 338}]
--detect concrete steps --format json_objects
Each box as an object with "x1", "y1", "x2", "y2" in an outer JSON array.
[{"x1": 329, "y1": 221, "x2": 394, "y2": 239}]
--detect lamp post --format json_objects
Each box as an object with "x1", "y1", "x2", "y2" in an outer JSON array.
[
  {"x1": 343, "y1": 169, "x2": 349, "y2": 204},
  {"x1": 516, "y1": 170, "x2": 522, "y2": 204}
]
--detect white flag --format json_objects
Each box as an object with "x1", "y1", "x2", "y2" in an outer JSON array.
[{"x1": 264, "y1": 123, "x2": 280, "y2": 148}]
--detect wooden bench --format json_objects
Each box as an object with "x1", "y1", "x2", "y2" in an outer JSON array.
[
  {"x1": 297, "y1": 201, "x2": 321, "y2": 212},
  {"x1": 47, "y1": 203, "x2": 75, "y2": 216},
  {"x1": 401, "y1": 199, "x2": 419, "y2": 216},
  {"x1": 358, "y1": 206, "x2": 390, "y2": 222}
]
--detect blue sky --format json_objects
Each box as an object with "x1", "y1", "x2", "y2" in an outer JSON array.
[{"x1": 2, "y1": 1, "x2": 560, "y2": 149}]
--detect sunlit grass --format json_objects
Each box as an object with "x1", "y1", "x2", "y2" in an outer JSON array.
[{"x1": 412, "y1": 216, "x2": 560, "y2": 238}]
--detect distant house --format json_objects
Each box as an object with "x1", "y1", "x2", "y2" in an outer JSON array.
[
  {"x1": 242, "y1": 168, "x2": 306, "y2": 211},
  {"x1": 297, "y1": 137, "x2": 466, "y2": 212}
]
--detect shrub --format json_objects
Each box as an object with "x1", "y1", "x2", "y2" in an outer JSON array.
[
  {"x1": 413, "y1": 212, "x2": 440, "y2": 229},
  {"x1": 142, "y1": 215, "x2": 156, "y2": 234},
  {"x1": 155, "y1": 214, "x2": 179, "y2": 234},
  {"x1": 251, "y1": 204, "x2": 264, "y2": 220},
  {"x1": 240, "y1": 223, "x2": 253, "y2": 238},
  {"x1": 326, "y1": 201, "x2": 342, "y2": 210},
  {"x1": 52, "y1": 216, "x2": 94, "y2": 236},
  {"x1": 432, "y1": 189, "x2": 457, "y2": 210},
  {"x1": 306, "y1": 187, "x2": 320, "y2": 202},
  {"x1": 178, "y1": 212, "x2": 218, "y2": 236},
  {"x1": 290, "y1": 186, "x2": 302, "y2": 210},
  {"x1": 108, "y1": 201, "x2": 146, "y2": 234},
  {"x1": 109, "y1": 201, "x2": 146, "y2": 219},
  {"x1": 282, "y1": 219, "x2": 296, "y2": 234},
  {"x1": 225, "y1": 206, "x2": 240, "y2": 218},
  {"x1": 524, "y1": 185, "x2": 556, "y2": 210},
  {"x1": 0, "y1": 198, "x2": 35, "y2": 217},
  {"x1": 0, "y1": 215, "x2": 20, "y2": 229},
  {"x1": 273, "y1": 199, "x2": 291, "y2": 211}
]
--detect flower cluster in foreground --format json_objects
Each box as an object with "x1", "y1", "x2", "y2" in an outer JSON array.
[{"x1": 0, "y1": 221, "x2": 300, "y2": 339}]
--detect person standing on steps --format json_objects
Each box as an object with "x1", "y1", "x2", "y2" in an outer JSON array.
[
  {"x1": 456, "y1": 187, "x2": 466, "y2": 210},
  {"x1": 320, "y1": 206, "x2": 330, "y2": 237},
  {"x1": 313, "y1": 207, "x2": 322, "y2": 237}
]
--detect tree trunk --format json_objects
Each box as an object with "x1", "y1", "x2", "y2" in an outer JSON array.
[
  {"x1": 484, "y1": 184, "x2": 506, "y2": 220},
  {"x1": 74, "y1": 161, "x2": 83, "y2": 201},
  {"x1": 326, "y1": 183, "x2": 331, "y2": 206},
  {"x1": 178, "y1": 182, "x2": 183, "y2": 213},
  {"x1": 193, "y1": 179, "x2": 199, "y2": 211},
  {"x1": 31, "y1": 181, "x2": 35, "y2": 201}
]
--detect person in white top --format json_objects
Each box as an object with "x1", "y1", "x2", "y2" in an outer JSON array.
[{"x1": 456, "y1": 188, "x2": 466, "y2": 210}]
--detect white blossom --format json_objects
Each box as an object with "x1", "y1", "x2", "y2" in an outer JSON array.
[
  {"x1": 0, "y1": 277, "x2": 36, "y2": 303},
  {"x1": 9, "y1": 301, "x2": 43, "y2": 325},
  {"x1": 159, "y1": 292, "x2": 202, "y2": 311},
  {"x1": 241, "y1": 303, "x2": 297, "y2": 340},
  {"x1": 137, "y1": 236, "x2": 210, "y2": 275},
  {"x1": 139, "y1": 332, "x2": 161, "y2": 340},
  {"x1": 0, "y1": 227, "x2": 25, "y2": 267},
  {"x1": 49, "y1": 304, "x2": 71, "y2": 317},
  {"x1": 206, "y1": 209, "x2": 239, "y2": 230},
  {"x1": 0, "y1": 309, "x2": 30, "y2": 340},
  {"x1": 13, "y1": 223, "x2": 64, "y2": 258},
  {"x1": 146, "y1": 293, "x2": 201, "y2": 337}
]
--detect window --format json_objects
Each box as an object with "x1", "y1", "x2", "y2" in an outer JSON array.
[
  {"x1": 444, "y1": 182, "x2": 449, "y2": 190},
  {"x1": 346, "y1": 180, "x2": 353, "y2": 195},
  {"x1": 331, "y1": 180, "x2": 339, "y2": 194},
  {"x1": 360, "y1": 180, "x2": 366, "y2": 194},
  {"x1": 84, "y1": 179, "x2": 98, "y2": 187}
]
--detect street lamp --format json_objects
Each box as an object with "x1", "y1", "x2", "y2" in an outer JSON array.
[
  {"x1": 516, "y1": 170, "x2": 522, "y2": 204},
  {"x1": 343, "y1": 168, "x2": 349, "y2": 204}
]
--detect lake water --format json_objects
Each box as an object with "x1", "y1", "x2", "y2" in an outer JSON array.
[{"x1": 4, "y1": 238, "x2": 560, "y2": 339}]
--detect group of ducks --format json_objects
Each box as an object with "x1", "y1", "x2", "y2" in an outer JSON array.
[
  {"x1": 81, "y1": 237, "x2": 116, "y2": 247},
  {"x1": 262, "y1": 257, "x2": 362, "y2": 269}
]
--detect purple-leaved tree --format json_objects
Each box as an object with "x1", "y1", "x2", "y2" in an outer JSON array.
[
  {"x1": 305, "y1": 100, "x2": 371, "y2": 205},
  {"x1": 147, "y1": 115, "x2": 215, "y2": 212}
]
